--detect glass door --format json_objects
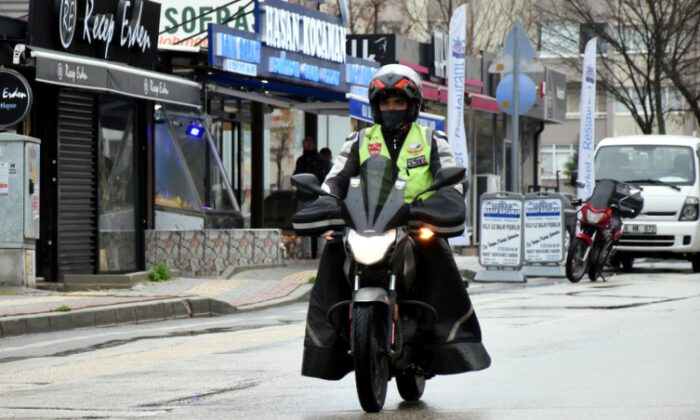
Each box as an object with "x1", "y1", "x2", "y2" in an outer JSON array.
[{"x1": 98, "y1": 96, "x2": 138, "y2": 272}]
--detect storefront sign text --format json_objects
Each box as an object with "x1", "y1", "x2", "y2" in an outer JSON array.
[
  {"x1": 432, "y1": 31, "x2": 448, "y2": 79},
  {"x1": 0, "y1": 69, "x2": 33, "y2": 129},
  {"x1": 158, "y1": 1, "x2": 255, "y2": 48},
  {"x1": 58, "y1": 0, "x2": 152, "y2": 59},
  {"x1": 262, "y1": 0, "x2": 346, "y2": 64},
  {"x1": 268, "y1": 52, "x2": 340, "y2": 86},
  {"x1": 215, "y1": 32, "x2": 261, "y2": 63}
]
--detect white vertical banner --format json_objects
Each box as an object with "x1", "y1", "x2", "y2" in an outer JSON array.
[
  {"x1": 578, "y1": 38, "x2": 597, "y2": 200},
  {"x1": 447, "y1": 4, "x2": 470, "y2": 246}
]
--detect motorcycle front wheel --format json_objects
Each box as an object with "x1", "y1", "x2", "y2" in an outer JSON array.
[
  {"x1": 566, "y1": 237, "x2": 589, "y2": 282},
  {"x1": 353, "y1": 304, "x2": 389, "y2": 413},
  {"x1": 396, "y1": 370, "x2": 425, "y2": 401}
]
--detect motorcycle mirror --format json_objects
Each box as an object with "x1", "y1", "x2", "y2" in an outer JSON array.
[
  {"x1": 291, "y1": 173, "x2": 334, "y2": 198},
  {"x1": 412, "y1": 166, "x2": 466, "y2": 203}
]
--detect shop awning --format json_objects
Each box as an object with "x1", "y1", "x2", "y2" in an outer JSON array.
[
  {"x1": 31, "y1": 47, "x2": 201, "y2": 108},
  {"x1": 468, "y1": 92, "x2": 500, "y2": 114}
]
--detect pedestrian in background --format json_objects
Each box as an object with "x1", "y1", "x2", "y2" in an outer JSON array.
[
  {"x1": 320, "y1": 147, "x2": 332, "y2": 163},
  {"x1": 293, "y1": 137, "x2": 331, "y2": 258}
]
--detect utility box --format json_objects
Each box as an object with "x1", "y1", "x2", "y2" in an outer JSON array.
[{"x1": 0, "y1": 133, "x2": 40, "y2": 287}]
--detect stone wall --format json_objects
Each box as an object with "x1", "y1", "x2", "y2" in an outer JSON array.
[{"x1": 145, "y1": 229, "x2": 283, "y2": 278}]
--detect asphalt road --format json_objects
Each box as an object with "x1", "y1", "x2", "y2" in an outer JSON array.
[{"x1": 1, "y1": 262, "x2": 699, "y2": 419}]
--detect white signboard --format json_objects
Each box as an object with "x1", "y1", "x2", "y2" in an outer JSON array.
[
  {"x1": 523, "y1": 198, "x2": 563, "y2": 263},
  {"x1": 479, "y1": 198, "x2": 523, "y2": 267},
  {"x1": 155, "y1": 1, "x2": 256, "y2": 48}
]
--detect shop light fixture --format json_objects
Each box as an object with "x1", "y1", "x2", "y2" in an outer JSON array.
[{"x1": 186, "y1": 122, "x2": 204, "y2": 138}]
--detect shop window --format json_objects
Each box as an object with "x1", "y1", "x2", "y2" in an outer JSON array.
[
  {"x1": 154, "y1": 104, "x2": 241, "y2": 229},
  {"x1": 540, "y1": 144, "x2": 574, "y2": 179},
  {"x1": 263, "y1": 107, "x2": 304, "y2": 230},
  {"x1": 474, "y1": 113, "x2": 495, "y2": 174}
]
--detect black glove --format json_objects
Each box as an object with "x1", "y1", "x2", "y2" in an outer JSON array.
[{"x1": 293, "y1": 195, "x2": 343, "y2": 235}]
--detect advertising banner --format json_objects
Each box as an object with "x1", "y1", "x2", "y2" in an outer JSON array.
[
  {"x1": 447, "y1": 4, "x2": 470, "y2": 246},
  {"x1": 578, "y1": 38, "x2": 597, "y2": 200}
]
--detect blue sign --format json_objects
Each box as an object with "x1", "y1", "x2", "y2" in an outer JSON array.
[
  {"x1": 496, "y1": 73, "x2": 537, "y2": 115},
  {"x1": 217, "y1": 33, "x2": 261, "y2": 63},
  {"x1": 209, "y1": 24, "x2": 261, "y2": 77},
  {"x1": 268, "y1": 52, "x2": 340, "y2": 87},
  {"x1": 223, "y1": 59, "x2": 258, "y2": 77},
  {"x1": 346, "y1": 63, "x2": 375, "y2": 86}
]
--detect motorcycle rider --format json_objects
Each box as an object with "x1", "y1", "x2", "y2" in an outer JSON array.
[{"x1": 297, "y1": 64, "x2": 491, "y2": 380}]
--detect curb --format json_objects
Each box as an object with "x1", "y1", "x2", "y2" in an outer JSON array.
[
  {"x1": 0, "y1": 297, "x2": 237, "y2": 339},
  {"x1": 235, "y1": 284, "x2": 313, "y2": 312}
]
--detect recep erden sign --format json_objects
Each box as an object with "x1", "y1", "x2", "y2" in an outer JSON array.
[
  {"x1": 28, "y1": 0, "x2": 161, "y2": 69},
  {"x1": 0, "y1": 69, "x2": 32, "y2": 129}
]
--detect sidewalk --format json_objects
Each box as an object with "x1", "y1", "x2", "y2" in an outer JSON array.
[{"x1": 0, "y1": 256, "x2": 485, "y2": 339}]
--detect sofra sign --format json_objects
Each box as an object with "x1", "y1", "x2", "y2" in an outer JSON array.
[{"x1": 59, "y1": 0, "x2": 152, "y2": 59}]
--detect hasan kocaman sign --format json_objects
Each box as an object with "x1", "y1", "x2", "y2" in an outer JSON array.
[{"x1": 155, "y1": 0, "x2": 255, "y2": 48}]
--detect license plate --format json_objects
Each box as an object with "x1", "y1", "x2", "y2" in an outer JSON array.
[{"x1": 623, "y1": 224, "x2": 657, "y2": 234}]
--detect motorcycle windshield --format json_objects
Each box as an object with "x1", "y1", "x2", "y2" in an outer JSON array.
[
  {"x1": 345, "y1": 156, "x2": 406, "y2": 233},
  {"x1": 590, "y1": 179, "x2": 616, "y2": 208}
]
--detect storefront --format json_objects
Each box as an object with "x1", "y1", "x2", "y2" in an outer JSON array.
[
  {"x1": 201, "y1": 0, "x2": 378, "y2": 232},
  {"x1": 7, "y1": 0, "x2": 204, "y2": 281}
]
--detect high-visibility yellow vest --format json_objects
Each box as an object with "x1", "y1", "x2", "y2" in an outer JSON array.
[{"x1": 358, "y1": 123, "x2": 434, "y2": 203}]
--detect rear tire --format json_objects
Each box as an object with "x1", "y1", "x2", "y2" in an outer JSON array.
[
  {"x1": 621, "y1": 256, "x2": 634, "y2": 271},
  {"x1": 353, "y1": 305, "x2": 389, "y2": 413},
  {"x1": 566, "y1": 238, "x2": 589, "y2": 282},
  {"x1": 588, "y1": 242, "x2": 603, "y2": 281},
  {"x1": 396, "y1": 371, "x2": 425, "y2": 401}
]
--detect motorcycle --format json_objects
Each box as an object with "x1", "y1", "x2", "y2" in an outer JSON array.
[
  {"x1": 566, "y1": 179, "x2": 643, "y2": 282},
  {"x1": 291, "y1": 156, "x2": 466, "y2": 413}
]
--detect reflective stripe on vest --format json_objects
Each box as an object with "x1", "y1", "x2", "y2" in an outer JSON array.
[{"x1": 359, "y1": 123, "x2": 434, "y2": 203}]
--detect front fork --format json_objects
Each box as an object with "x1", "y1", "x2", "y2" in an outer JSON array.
[
  {"x1": 349, "y1": 274, "x2": 400, "y2": 356},
  {"x1": 577, "y1": 227, "x2": 597, "y2": 263}
]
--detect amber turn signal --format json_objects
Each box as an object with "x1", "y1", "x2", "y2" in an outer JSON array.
[{"x1": 418, "y1": 227, "x2": 434, "y2": 240}]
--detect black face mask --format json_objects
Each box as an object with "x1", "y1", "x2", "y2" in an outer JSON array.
[{"x1": 381, "y1": 109, "x2": 407, "y2": 130}]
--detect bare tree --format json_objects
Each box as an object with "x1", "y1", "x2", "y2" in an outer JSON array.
[
  {"x1": 651, "y1": 0, "x2": 700, "y2": 129},
  {"x1": 537, "y1": 0, "x2": 700, "y2": 134},
  {"x1": 396, "y1": 0, "x2": 539, "y2": 55},
  {"x1": 345, "y1": 0, "x2": 387, "y2": 34}
]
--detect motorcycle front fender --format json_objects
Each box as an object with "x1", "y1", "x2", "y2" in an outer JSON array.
[
  {"x1": 576, "y1": 227, "x2": 597, "y2": 246},
  {"x1": 353, "y1": 287, "x2": 391, "y2": 306}
]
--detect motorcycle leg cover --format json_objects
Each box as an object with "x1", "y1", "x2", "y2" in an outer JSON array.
[
  {"x1": 301, "y1": 240, "x2": 354, "y2": 380},
  {"x1": 412, "y1": 238, "x2": 491, "y2": 374}
]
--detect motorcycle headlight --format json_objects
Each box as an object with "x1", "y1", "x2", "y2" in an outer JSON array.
[
  {"x1": 347, "y1": 229, "x2": 396, "y2": 266},
  {"x1": 680, "y1": 197, "x2": 699, "y2": 221},
  {"x1": 585, "y1": 208, "x2": 606, "y2": 224}
]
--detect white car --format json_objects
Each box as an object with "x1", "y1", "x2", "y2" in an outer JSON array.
[{"x1": 594, "y1": 135, "x2": 700, "y2": 271}]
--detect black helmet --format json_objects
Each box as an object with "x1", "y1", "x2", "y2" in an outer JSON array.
[{"x1": 368, "y1": 64, "x2": 423, "y2": 126}]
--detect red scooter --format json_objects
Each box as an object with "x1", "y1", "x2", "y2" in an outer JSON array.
[{"x1": 566, "y1": 179, "x2": 643, "y2": 282}]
